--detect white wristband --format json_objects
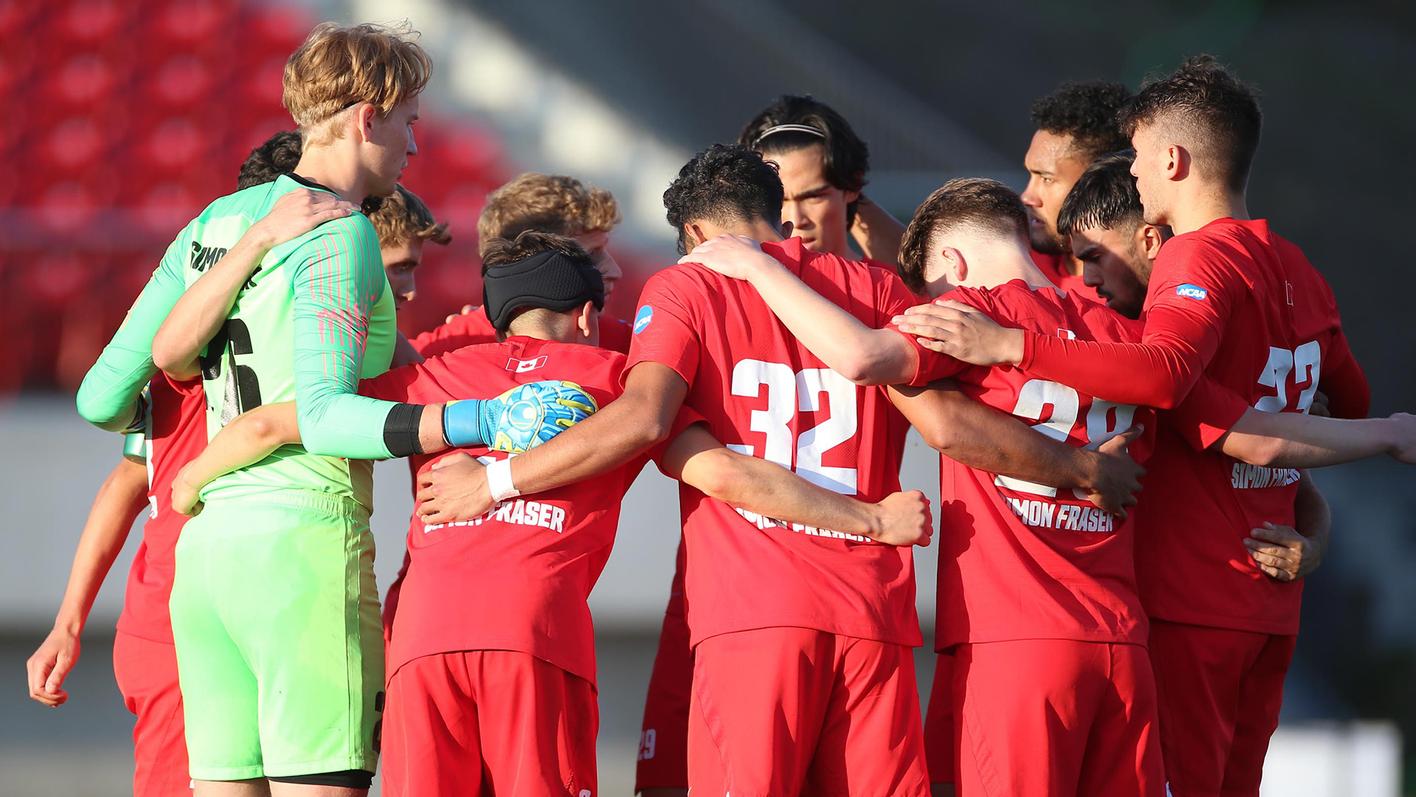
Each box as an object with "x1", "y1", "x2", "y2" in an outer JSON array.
[{"x1": 486, "y1": 458, "x2": 520, "y2": 504}]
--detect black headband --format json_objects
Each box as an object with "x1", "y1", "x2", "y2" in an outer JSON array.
[{"x1": 482, "y1": 250, "x2": 605, "y2": 334}]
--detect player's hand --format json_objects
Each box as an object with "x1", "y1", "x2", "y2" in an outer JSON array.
[
  {"x1": 680, "y1": 234, "x2": 778, "y2": 280},
  {"x1": 1081, "y1": 426, "x2": 1145, "y2": 518},
  {"x1": 446, "y1": 304, "x2": 477, "y2": 325},
  {"x1": 1387, "y1": 412, "x2": 1416, "y2": 464},
  {"x1": 248, "y1": 189, "x2": 358, "y2": 251},
  {"x1": 1244, "y1": 522, "x2": 1316, "y2": 581},
  {"x1": 27, "y1": 628, "x2": 80, "y2": 708},
  {"x1": 892, "y1": 300, "x2": 1025, "y2": 367},
  {"x1": 171, "y1": 464, "x2": 204, "y2": 517},
  {"x1": 870, "y1": 490, "x2": 934, "y2": 547},
  {"x1": 417, "y1": 452, "x2": 494, "y2": 525}
]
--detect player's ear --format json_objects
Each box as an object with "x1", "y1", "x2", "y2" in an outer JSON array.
[
  {"x1": 684, "y1": 223, "x2": 707, "y2": 254},
  {"x1": 577, "y1": 301, "x2": 595, "y2": 339},
  {"x1": 353, "y1": 102, "x2": 378, "y2": 145},
  {"x1": 944, "y1": 246, "x2": 967, "y2": 284},
  {"x1": 1138, "y1": 224, "x2": 1166, "y2": 261},
  {"x1": 1165, "y1": 143, "x2": 1187, "y2": 182},
  {"x1": 780, "y1": 220, "x2": 794, "y2": 239}
]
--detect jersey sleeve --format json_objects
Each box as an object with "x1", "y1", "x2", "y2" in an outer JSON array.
[
  {"x1": 625, "y1": 271, "x2": 701, "y2": 388},
  {"x1": 75, "y1": 220, "x2": 195, "y2": 431},
  {"x1": 289, "y1": 216, "x2": 404, "y2": 459},
  {"x1": 888, "y1": 283, "x2": 991, "y2": 388},
  {"x1": 1317, "y1": 328, "x2": 1370, "y2": 419},
  {"x1": 1017, "y1": 235, "x2": 1240, "y2": 409},
  {"x1": 1166, "y1": 375, "x2": 1253, "y2": 452},
  {"x1": 648, "y1": 404, "x2": 711, "y2": 469}
]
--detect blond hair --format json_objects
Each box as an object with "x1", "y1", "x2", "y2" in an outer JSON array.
[
  {"x1": 283, "y1": 22, "x2": 432, "y2": 146},
  {"x1": 369, "y1": 185, "x2": 451, "y2": 249},
  {"x1": 476, "y1": 173, "x2": 620, "y2": 256}
]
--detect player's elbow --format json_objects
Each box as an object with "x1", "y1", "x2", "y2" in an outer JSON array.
[
  {"x1": 1222, "y1": 433, "x2": 1286, "y2": 469},
  {"x1": 834, "y1": 347, "x2": 898, "y2": 386},
  {"x1": 150, "y1": 339, "x2": 196, "y2": 380},
  {"x1": 683, "y1": 448, "x2": 743, "y2": 502},
  {"x1": 75, "y1": 383, "x2": 128, "y2": 432}
]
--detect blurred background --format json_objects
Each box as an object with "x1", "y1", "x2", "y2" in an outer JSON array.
[{"x1": 1, "y1": 0, "x2": 1413, "y2": 794}]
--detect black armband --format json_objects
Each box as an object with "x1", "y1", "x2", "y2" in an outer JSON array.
[{"x1": 382, "y1": 403, "x2": 426, "y2": 457}]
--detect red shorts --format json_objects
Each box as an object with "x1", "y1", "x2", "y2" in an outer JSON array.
[
  {"x1": 688, "y1": 627, "x2": 928, "y2": 797},
  {"x1": 923, "y1": 651, "x2": 955, "y2": 786},
  {"x1": 381, "y1": 650, "x2": 598, "y2": 797},
  {"x1": 112, "y1": 631, "x2": 191, "y2": 797},
  {"x1": 1149, "y1": 620, "x2": 1296, "y2": 797},
  {"x1": 951, "y1": 639, "x2": 1163, "y2": 797},
  {"x1": 636, "y1": 604, "x2": 693, "y2": 792}
]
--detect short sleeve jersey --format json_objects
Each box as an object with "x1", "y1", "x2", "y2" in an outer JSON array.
[
  {"x1": 116, "y1": 374, "x2": 207, "y2": 644},
  {"x1": 909, "y1": 281, "x2": 1155, "y2": 648},
  {"x1": 1132, "y1": 220, "x2": 1359, "y2": 634},
  {"x1": 362, "y1": 337, "x2": 696, "y2": 685},
  {"x1": 410, "y1": 311, "x2": 633, "y2": 358},
  {"x1": 626, "y1": 237, "x2": 919, "y2": 648},
  {"x1": 181, "y1": 175, "x2": 397, "y2": 510}
]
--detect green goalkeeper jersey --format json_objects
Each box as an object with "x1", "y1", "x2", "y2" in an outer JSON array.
[{"x1": 77, "y1": 174, "x2": 398, "y2": 510}]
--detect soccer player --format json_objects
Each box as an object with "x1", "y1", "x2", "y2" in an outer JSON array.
[
  {"x1": 74, "y1": 22, "x2": 510, "y2": 794},
  {"x1": 417, "y1": 145, "x2": 1148, "y2": 795},
  {"x1": 411, "y1": 172, "x2": 631, "y2": 356},
  {"x1": 740, "y1": 94, "x2": 907, "y2": 263},
  {"x1": 45, "y1": 180, "x2": 353, "y2": 796},
  {"x1": 172, "y1": 230, "x2": 933, "y2": 796},
  {"x1": 1058, "y1": 152, "x2": 1334, "y2": 581},
  {"x1": 1022, "y1": 81, "x2": 1132, "y2": 301},
  {"x1": 236, "y1": 130, "x2": 303, "y2": 189},
  {"x1": 895, "y1": 56, "x2": 1378, "y2": 796}
]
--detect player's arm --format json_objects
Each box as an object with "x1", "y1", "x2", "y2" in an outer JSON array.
[
  {"x1": 75, "y1": 225, "x2": 196, "y2": 432},
  {"x1": 894, "y1": 239, "x2": 1240, "y2": 408},
  {"x1": 152, "y1": 189, "x2": 357, "y2": 379},
  {"x1": 1215, "y1": 409, "x2": 1415, "y2": 467},
  {"x1": 417, "y1": 361, "x2": 691, "y2": 525},
  {"x1": 850, "y1": 195, "x2": 907, "y2": 266},
  {"x1": 660, "y1": 424, "x2": 932, "y2": 546},
  {"x1": 27, "y1": 453, "x2": 149, "y2": 707},
  {"x1": 1244, "y1": 472, "x2": 1330, "y2": 583},
  {"x1": 683, "y1": 235, "x2": 917, "y2": 384},
  {"x1": 171, "y1": 403, "x2": 300, "y2": 516},
  {"x1": 889, "y1": 384, "x2": 1145, "y2": 516}
]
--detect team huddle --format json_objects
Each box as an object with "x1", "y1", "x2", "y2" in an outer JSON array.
[{"x1": 25, "y1": 19, "x2": 1416, "y2": 797}]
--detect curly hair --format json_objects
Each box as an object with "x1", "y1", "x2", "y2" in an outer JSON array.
[
  {"x1": 237, "y1": 130, "x2": 302, "y2": 190},
  {"x1": 1057, "y1": 152, "x2": 1143, "y2": 237},
  {"x1": 1031, "y1": 81, "x2": 1133, "y2": 163},
  {"x1": 476, "y1": 173, "x2": 620, "y2": 256},
  {"x1": 1119, "y1": 54, "x2": 1262, "y2": 193},
  {"x1": 481, "y1": 230, "x2": 591, "y2": 270},
  {"x1": 370, "y1": 185, "x2": 450, "y2": 249},
  {"x1": 899, "y1": 178, "x2": 1028, "y2": 294},
  {"x1": 739, "y1": 94, "x2": 869, "y2": 223},
  {"x1": 663, "y1": 144, "x2": 784, "y2": 256}
]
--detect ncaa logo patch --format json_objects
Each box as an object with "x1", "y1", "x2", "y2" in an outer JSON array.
[
  {"x1": 1176, "y1": 283, "x2": 1208, "y2": 301},
  {"x1": 634, "y1": 305, "x2": 654, "y2": 334}
]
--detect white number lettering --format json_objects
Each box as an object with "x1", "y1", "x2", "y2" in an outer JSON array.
[
  {"x1": 995, "y1": 379, "x2": 1138, "y2": 499},
  {"x1": 730, "y1": 360, "x2": 860, "y2": 494},
  {"x1": 1255, "y1": 341, "x2": 1322, "y2": 414}
]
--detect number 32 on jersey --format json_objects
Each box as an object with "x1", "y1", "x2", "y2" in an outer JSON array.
[{"x1": 728, "y1": 359, "x2": 859, "y2": 495}]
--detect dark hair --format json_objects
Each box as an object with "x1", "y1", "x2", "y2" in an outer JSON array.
[
  {"x1": 481, "y1": 230, "x2": 591, "y2": 271},
  {"x1": 739, "y1": 95, "x2": 869, "y2": 223},
  {"x1": 1119, "y1": 54, "x2": 1262, "y2": 193},
  {"x1": 1030, "y1": 81, "x2": 1133, "y2": 163},
  {"x1": 898, "y1": 178, "x2": 1028, "y2": 294},
  {"x1": 1057, "y1": 151, "x2": 1143, "y2": 237},
  {"x1": 237, "y1": 130, "x2": 302, "y2": 189},
  {"x1": 663, "y1": 144, "x2": 784, "y2": 256}
]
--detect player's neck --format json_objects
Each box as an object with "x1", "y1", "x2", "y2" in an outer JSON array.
[
  {"x1": 973, "y1": 239, "x2": 1055, "y2": 291},
  {"x1": 291, "y1": 148, "x2": 370, "y2": 204},
  {"x1": 1169, "y1": 186, "x2": 1249, "y2": 236}
]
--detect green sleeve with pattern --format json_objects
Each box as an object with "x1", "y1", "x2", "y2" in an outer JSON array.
[
  {"x1": 289, "y1": 216, "x2": 406, "y2": 458},
  {"x1": 75, "y1": 221, "x2": 195, "y2": 431}
]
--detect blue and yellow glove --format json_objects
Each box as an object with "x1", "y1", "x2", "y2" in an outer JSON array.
[{"x1": 442, "y1": 380, "x2": 599, "y2": 453}]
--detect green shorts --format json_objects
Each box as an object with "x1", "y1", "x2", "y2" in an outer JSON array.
[{"x1": 169, "y1": 491, "x2": 383, "y2": 781}]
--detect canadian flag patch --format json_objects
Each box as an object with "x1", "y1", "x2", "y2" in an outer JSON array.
[{"x1": 506, "y1": 355, "x2": 548, "y2": 373}]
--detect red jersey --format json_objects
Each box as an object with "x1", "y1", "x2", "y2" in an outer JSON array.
[
  {"x1": 907, "y1": 281, "x2": 1154, "y2": 648},
  {"x1": 116, "y1": 374, "x2": 206, "y2": 643},
  {"x1": 1022, "y1": 219, "x2": 1367, "y2": 634},
  {"x1": 627, "y1": 237, "x2": 918, "y2": 648},
  {"x1": 1031, "y1": 248, "x2": 1103, "y2": 304},
  {"x1": 362, "y1": 337, "x2": 695, "y2": 685},
  {"x1": 409, "y1": 309, "x2": 632, "y2": 358}
]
